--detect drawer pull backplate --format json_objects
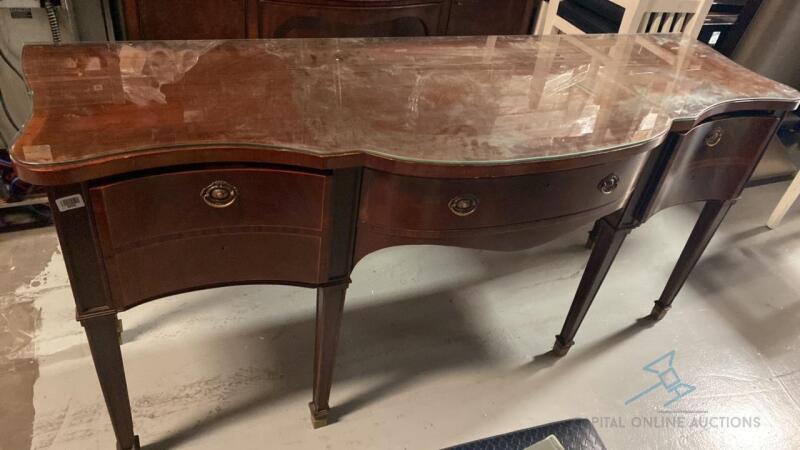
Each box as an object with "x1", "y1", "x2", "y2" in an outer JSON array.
[
  {"x1": 705, "y1": 127, "x2": 724, "y2": 148},
  {"x1": 202, "y1": 180, "x2": 239, "y2": 208},
  {"x1": 598, "y1": 174, "x2": 620, "y2": 194},
  {"x1": 449, "y1": 195, "x2": 479, "y2": 216}
]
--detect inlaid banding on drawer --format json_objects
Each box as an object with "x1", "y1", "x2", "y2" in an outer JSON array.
[
  {"x1": 107, "y1": 225, "x2": 326, "y2": 254},
  {"x1": 91, "y1": 167, "x2": 329, "y2": 251},
  {"x1": 106, "y1": 232, "x2": 324, "y2": 307}
]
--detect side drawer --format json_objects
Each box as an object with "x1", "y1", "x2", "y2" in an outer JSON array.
[
  {"x1": 642, "y1": 115, "x2": 780, "y2": 218},
  {"x1": 91, "y1": 167, "x2": 331, "y2": 307},
  {"x1": 358, "y1": 153, "x2": 648, "y2": 233},
  {"x1": 92, "y1": 167, "x2": 328, "y2": 251}
]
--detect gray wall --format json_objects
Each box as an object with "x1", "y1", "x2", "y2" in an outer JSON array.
[
  {"x1": 0, "y1": 1, "x2": 113, "y2": 149},
  {"x1": 733, "y1": 0, "x2": 800, "y2": 90}
]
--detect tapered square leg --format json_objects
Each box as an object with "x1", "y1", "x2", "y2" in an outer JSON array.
[
  {"x1": 650, "y1": 200, "x2": 734, "y2": 320},
  {"x1": 554, "y1": 219, "x2": 630, "y2": 356},
  {"x1": 309, "y1": 284, "x2": 347, "y2": 428},
  {"x1": 82, "y1": 314, "x2": 138, "y2": 450}
]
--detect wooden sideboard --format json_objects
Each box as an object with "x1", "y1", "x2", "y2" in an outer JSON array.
[
  {"x1": 11, "y1": 35, "x2": 799, "y2": 449},
  {"x1": 118, "y1": 0, "x2": 540, "y2": 40}
]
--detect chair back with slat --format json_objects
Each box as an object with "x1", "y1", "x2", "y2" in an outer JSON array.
[
  {"x1": 540, "y1": 0, "x2": 713, "y2": 38},
  {"x1": 633, "y1": 0, "x2": 713, "y2": 36}
]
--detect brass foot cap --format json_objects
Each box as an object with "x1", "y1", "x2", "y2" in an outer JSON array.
[
  {"x1": 552, "y1": 336, "x2": 574, "y2": 357},
  {"x1": 649, "y1": 302, "x2": 671, "y2": 321},
  {"x1": 117, "y1": 435, "x2": 140, "y2": 450},
  {"x1": 309, "y1": 402, "x2": 329, "y2": 429}
]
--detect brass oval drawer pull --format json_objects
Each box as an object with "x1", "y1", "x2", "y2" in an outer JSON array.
[
  {"x1": 705, "y1": 127, "x2": 724, "y2": 148},
  {"x1": 598, "y1": 174, "x2": 620, "y2": 195},
  {"x1": 201, "y1": 180, "x2": 238, "y2": 208},
  {"x1": 449, "y1": 194, "x2": 479, "y2": 216}
]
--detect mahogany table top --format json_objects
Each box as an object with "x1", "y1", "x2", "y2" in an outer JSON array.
[{"x1": 11, "y1": 34, "x2": 800, "y2": 183}]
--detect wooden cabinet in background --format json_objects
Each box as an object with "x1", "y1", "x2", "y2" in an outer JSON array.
[
  {"x1": 260, "y1": 0, "x2": 448, "y2": 38},
  {"x1": 118, "y1": 0, "x2": 540, "y2": 40},
  {"x1": 122, "y1": 0, "x2": 251, "y2": 39},
  {"x1": 446, "y1": 0, "x2": 537, "y2": 35}
]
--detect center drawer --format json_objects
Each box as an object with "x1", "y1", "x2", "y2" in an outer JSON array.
[
  {"x1": 358, "y1": 153, "x2": 649, "y2": 233},
  {"x1": 90, "y1": 167, "x2": 331, "y2": 306}
]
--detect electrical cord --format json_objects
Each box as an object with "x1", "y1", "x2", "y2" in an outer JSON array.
[
  {"x1": 0, "y1": 44, "x2": 24, "y2": 82},
  {"x1": 0, "y1": 86, "x2": 20, "y2": 131},
  {"x1": 0, "y1": 29, "x2": 24, "y2": 132},
  {"x1": 0, "y1": 5, "x2": 61, "y2": 204},
  {"x1": 44, "y1": 1, "x2": 62, "y2": 43},
  {"x1": 0, "y1": 1, "x2": 63, "y2": 131}
]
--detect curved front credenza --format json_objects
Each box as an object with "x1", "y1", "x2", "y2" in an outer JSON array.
[{"x1": 11, "y1": 35, "x2": 799, "y2": 448}]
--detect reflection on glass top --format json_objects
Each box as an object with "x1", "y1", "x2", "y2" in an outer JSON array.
[{"x1": 12, "y1": 34, "x2": 800, "y2": 166}]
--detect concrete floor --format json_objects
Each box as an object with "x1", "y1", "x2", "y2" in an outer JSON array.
[{"x1": 1, "y1": 182, "x2": 799, "y2": 450}]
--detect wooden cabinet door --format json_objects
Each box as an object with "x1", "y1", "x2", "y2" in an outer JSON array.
[
  {"x1": 259, "y1": 0, "x2": 448, "y2": 38},
  {"x1": 122, "y1": 0, "x2": 250, "y2": 39},
  {"x1": 120, "y1": 0, "x2": 537, "y2": 40},
  {"x1": 446, "y1": 0, "x2": 537, "y2": 35}
]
